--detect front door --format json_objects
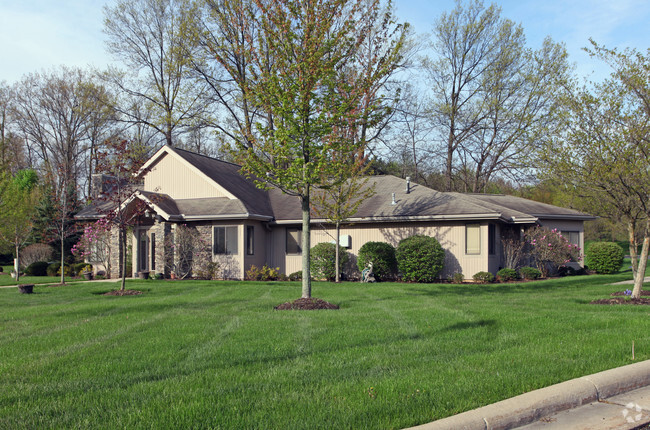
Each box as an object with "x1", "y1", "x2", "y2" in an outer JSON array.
[{"x1": 138, "y1": 230, "x2": 149, "y2": 272}]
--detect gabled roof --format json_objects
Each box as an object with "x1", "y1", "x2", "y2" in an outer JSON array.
[{"x1": 78, "y1": 146, "x2": 594, "y2": 224}]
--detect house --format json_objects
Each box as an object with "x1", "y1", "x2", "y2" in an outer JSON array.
[{"x1": 76, "y1": 145, "x2": 595, "y2": 280}]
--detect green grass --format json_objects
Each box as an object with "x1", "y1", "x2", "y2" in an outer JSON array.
[
  {"x1": 1, "y1": 274, "x2": 649, "y2": 429},
  {"x1": 0, "y1": 265, "x2": 93, "y2": 286}
]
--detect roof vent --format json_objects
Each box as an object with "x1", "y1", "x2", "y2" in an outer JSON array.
[
  {"x1": 406, "y1": 176, "x2": 411, "y2": 194},
  {"x1": 391, "y1": 192, "x2": 396, "y2": 205}
]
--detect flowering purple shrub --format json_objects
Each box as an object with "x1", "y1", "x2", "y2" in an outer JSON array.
[
  {"x1": 72, "y1": 219, "x2": 112, "y2": 277},
  {"x1": 524, "y1": 226, "x2": 581, "y2": 277}
]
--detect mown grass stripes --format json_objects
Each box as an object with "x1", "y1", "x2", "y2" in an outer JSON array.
[{"x1": 1, "y1": 273, "x2": 649, "y2": 429}]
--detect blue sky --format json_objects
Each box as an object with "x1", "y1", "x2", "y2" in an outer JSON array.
[{"x1": 1, "y1": 0, "x2": 649, "y2": 84}]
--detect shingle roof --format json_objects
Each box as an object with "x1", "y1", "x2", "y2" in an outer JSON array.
[
  {"x1": 171, "y1": 148, "x2": 273, "y2": 217},
  {"x1": 78, "y1": 146, "x2": 594, "y2": 224}
]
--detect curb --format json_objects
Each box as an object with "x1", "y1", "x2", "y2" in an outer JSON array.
[{"x1": 406, "y1": 359, "x2": 650, "y2": 430}]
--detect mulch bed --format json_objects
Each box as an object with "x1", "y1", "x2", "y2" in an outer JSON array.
[
  {"x1": 611, "y1": 290, "x2": 650, "y2": 296},
  {"x1": 591, "y1": 290, "x2": 650, "y2": 305},
  {"x1": 274, "y1": 297, "x2": 339, "y2": 310},
  {"x1": 103, "y1": 290, "x2": 143, "y2": 296}
]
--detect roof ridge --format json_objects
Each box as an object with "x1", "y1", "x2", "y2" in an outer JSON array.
[{"x1": 170, "y1": 145, "x2": 242, "y2": 169}]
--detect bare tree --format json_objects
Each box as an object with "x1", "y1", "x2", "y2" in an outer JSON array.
[{"x1": 102, "y1": 0, "x2": 208, "y2": 147}]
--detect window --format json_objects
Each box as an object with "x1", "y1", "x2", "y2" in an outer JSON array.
[
  {"x1": 562, "y1": 231, "x2": 580, "y2": 246},
  {"x1": 213, "y1": 226, "x2": 238, "y2": 255},
  {"x1": 466, "y1": 224, "x2": 481, "y2": 255},
  {"x1": 488, "y1": 224, "x2": 495, "y2": 255},
  {"x1": 246, "y1": 226, "x2": 254, "y2": 255},
  {"x1": 286, "y1": 227, "x2": 302, "y2": 254},
  {"x1": 151, "y1": 233, "x2": 156, "y2": 270}
]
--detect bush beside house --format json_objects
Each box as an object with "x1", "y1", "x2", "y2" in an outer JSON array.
[
  {"x1": 396, "y1": 235, "x2": 444, "y2": 283},
  {"x1": 310, "y1": 242, "x2": 349, "y2": 281},
  {"x1": 357, "y1": 242, "x2": 397, "y2": 281}
]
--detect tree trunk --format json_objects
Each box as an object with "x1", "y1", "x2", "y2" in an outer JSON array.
[
  {"x1": 632, "y1": 230, "x2": 649, "y2": 299},
  {"x1": 120, "y1": 228, "x2": 127, "y2": 291},
  {"x1": 14, "y1": 240, "x2": 20, "y2": 282},
  {"x1": 628, "y1": 219, "x2": 639, "y2": 279},
  {"x1": 301, "y1": 192, "x2": 311, "y2": 299},
  {"x1": 335, "y1": 221, "x2": 341, "y2": 283}
]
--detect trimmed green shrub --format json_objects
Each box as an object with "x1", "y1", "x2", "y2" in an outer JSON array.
[
  {"x1": 585, "y1": 242, "x2": 624, "y2": 274},
  {"x1": 357, "y1": 242, "x2": 397, "y2": 281},
  {"x1": 25, "y1": 261, "x2": 49, "y2": 276},
  {"x1": 288, "y1": 271, "x2": 302, "y2": 281},
  {"x1": 396, "y1": 235, "x2": 445, "y2": 283},
  {"x1": 310, "y1": 242, "x2": 349, "y2": 281},
  {"x1": 473, "y1": 271, "x2": 494, "y2": 283},
  {"x1": 496, "y1": 268, "x2": 518, "y2": 282},
  {"x1": 519, "y1": 266, "x2": 541, "y2": 280},
  {"x1": 0, "y1": 266, "x2": 3, "y2": 272}
]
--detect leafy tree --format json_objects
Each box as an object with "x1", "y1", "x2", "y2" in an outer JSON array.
[
  {"x1": 539, "y1": 41, "x2": 650, "y2": 298},
  {"x1": 0, "y1": 169, "x2": 40, "y2": 282},
  {"x1": 234, "y1": 0, "x2": 406, "y2": 299}
]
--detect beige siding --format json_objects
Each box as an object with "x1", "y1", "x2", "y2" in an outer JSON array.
[
  {"x1": 143, "y1": 153, "x2": 229, "y2": 199},
  {"x1": 271, "y1": 221, "x2": 494, "y2": 279}
]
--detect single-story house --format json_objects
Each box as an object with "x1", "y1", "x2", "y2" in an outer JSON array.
[{"x1": 76, "y1": 145, "x2": 595, "y2": 280}]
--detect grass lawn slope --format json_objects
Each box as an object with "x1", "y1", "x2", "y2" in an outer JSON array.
[{"x1": 1, "y1": 275, "x2": 649, "y2": 429}]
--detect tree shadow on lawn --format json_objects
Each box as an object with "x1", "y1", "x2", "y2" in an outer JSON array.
[{"x1": 405, "y1": 276, "x2": 623, "y2": 298}]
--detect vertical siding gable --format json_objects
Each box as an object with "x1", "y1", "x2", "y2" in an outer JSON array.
[{"x1": 143, "y1": 152, "x2": 232, "y2": 199}]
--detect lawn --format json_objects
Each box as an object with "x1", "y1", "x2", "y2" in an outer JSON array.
[
  {"x1": 0, "y1": 265, "x2": 96, "y2": 286},
  {"x1": 1, "y1": 273, "x2": 649, "y2": 429}
]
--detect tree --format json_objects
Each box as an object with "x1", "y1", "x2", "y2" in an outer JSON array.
[
  {"x1": 0, "y1": 169, "x2": 40, "y2": 282},
  {"x1": 102, "y1": 0, "x2": 207, "y2": 147},
  {"x1": 94, "y1": 139, "x2": 150, "y2": 292},
  {"x1": 234, "y1": 0, "x2": 406, "y2": 299},
  {"x1": 539, "y1": 42, "x2": 650, "y2": 298},
  {"x1": 424, "y1": 0, "x2": 570, "y2": 192}
]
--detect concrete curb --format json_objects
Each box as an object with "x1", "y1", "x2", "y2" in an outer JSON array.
[{"x1": 406, "y1": 359, "x2": 650, "y2": 430}]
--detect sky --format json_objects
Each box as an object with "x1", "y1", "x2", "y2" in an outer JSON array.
[{"x1": 1, "y1": 0, "x2": 649, "y2": 84}]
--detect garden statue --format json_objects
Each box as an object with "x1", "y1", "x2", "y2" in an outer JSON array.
[{"x1": 361, "y1": 262, "x2": 375, "y2": 283}]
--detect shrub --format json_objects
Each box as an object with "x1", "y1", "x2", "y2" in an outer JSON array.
[
  {"x1": 473, "y1": 271, "x2": 494, "y2": 283},
  {"x1": 496, "y1": 268, "x2": 518, "y2": 282},
  {"x1": 195, "y1": 261, "x2": 221, "y2": 280},
  {"x1": 20, "y1": 243, "x2": 54, "y2": 268},
  {"x1": 246, "y1": 264, "x2": 280, "y2": 281},
  {"x1": 524, "y1": 227, "x2": 581, "y2": 277},
  {"x1": 25, "y1": 261, "x2": 49, "y2": 276},
  {"x1": 585, "y1": 242, "x2": 624, "y2": 274},
  {"x1": 557, "y1": 265, "x2": 586, "y2": 277},
  {"x1": 47, "y1": 262, "x2": 72, "y2": 277},
  {"x1": 0, "y1": 266, "x2": 3, "y2": 272},
  {"x1": 396, "y1": 235, "x2": 445, "y2": 283},
  {"x1": 288, "y1": 271, "x2": 302, "y2": 281},
  {"x1": 310, "y1": 242, "x2": 349, "y2": 281},
  {"x1": 448, "y1": 272, "x2": 464, "y2": 284},
  {"x1": 519, "y1": 266, "x2": 541, "y2": 280},
  {"x1": 357, "y1": 242, "x2": 397, "y2": 281}
]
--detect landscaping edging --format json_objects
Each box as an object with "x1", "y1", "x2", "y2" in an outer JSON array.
[{"x1": 406, "y1": 359, "x2": 650, "y2": 430}]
